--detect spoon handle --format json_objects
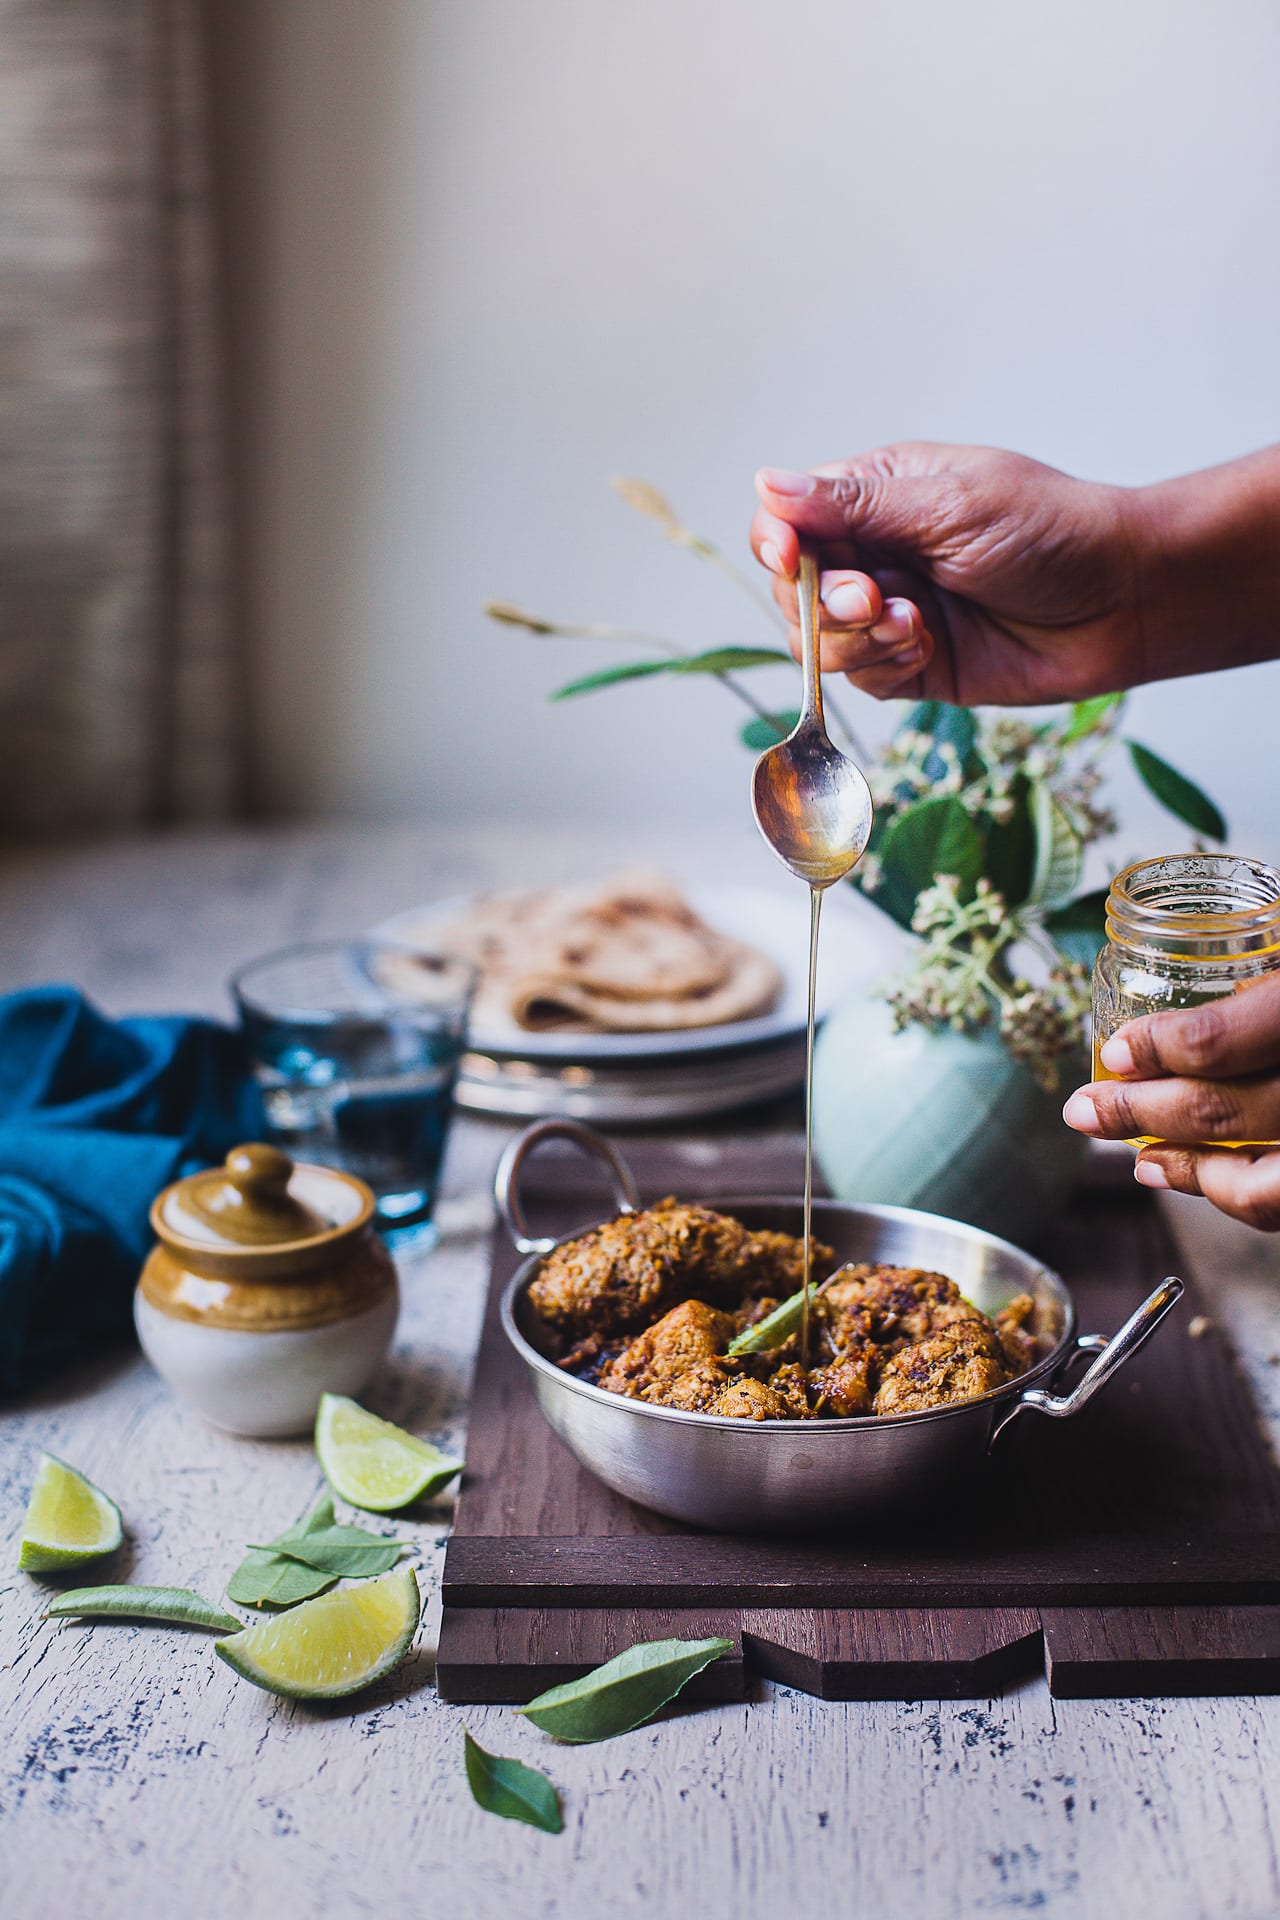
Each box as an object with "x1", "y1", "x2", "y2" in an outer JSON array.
[{"x1": 797, "y1": 551, "x2": 825, "y2": 731}]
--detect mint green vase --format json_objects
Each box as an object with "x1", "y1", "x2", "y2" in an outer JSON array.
[{"x1": 812, "y1": 993, "x2": 1086, "y2": 1250}]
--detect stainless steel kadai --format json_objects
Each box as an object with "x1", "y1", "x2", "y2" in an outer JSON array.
[{"x1": 494, "y1": 1119, "x2": 1184, "y2": 1533}]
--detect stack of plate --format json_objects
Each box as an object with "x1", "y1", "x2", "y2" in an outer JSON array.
[{"x1": 371, "y1": 883, "x2": 893, "y2": 1125}]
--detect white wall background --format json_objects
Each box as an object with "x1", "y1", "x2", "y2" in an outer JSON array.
[{"x1": 214, "y1": 0, "x2": 1280, "y2": 868}]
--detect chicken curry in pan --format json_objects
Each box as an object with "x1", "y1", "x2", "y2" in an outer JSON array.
[{"x1": 526, "y1": 1199, "x2": 1037, "y2": 1421}]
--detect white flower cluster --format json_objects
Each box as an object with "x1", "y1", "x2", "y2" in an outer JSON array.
[{"x1": 886, "y1": 876, "x2": 1090, "y2": 1091}]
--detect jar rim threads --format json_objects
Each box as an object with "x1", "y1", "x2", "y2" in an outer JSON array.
[{"x1": 1106, "y1": 854, "x2": 1280, "y2": 961}]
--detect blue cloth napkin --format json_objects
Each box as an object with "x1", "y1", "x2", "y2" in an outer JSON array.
[{"x1": 0, "y1": 986, "x2": 263, "y2": 1390}]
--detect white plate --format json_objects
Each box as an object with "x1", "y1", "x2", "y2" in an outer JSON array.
[{"x1": 369, "y1": 882, "x2": 905, "y2": 1063}]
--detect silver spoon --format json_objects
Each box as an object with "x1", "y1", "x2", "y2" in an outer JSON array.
[
  {"x1": 751, "y1": 551, "x2": 874, "y2": 887},
  {"x1": 751, "y1": 550, "x2": 874, "y2": 1370}
]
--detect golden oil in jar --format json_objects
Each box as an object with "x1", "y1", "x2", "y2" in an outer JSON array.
[{"x1": 1092, "y1": 853, "x2": 1280, "y2": 1148}]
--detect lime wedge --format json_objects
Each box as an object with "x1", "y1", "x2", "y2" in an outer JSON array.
[
  {"x1": 215, "y1": 1566, "x2": 420, "y2": 1699},
  {"x1": 315, "y1": 1394, "x2": 463, "y2": 1512},
  {"x1": 19, "y1": 1454, "x2": 124, "y2": 1573}
]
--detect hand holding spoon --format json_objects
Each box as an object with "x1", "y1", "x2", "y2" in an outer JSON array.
[{"x1": 751, "y1": 550, "x2": 875, "y2": 1367}]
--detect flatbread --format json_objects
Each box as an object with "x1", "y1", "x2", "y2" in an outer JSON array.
[{"x1": 377, "y1": 871, "x2": 784, "y2": 1035}]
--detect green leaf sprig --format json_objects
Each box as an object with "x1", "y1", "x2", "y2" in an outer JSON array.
[
  {"x1": 226, "y1": 1493, "x2": 340, "y2": 1608},
  {"x1": 463, "y1": 1730, "x2": 563, "y2": 1833},
  {"x1": 45, "y1": 1586, "x2": 241, "y2": 1633},
  {"x1": 518, "y1": 1636, "x2": 735, "y2": 1743},
  {"x1": 250, "y1": 1524, "x2": 406, "y2": 1580}
]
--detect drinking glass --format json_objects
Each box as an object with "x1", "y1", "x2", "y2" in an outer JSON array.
[{"x1": 232, "y1": 940, "x2": 476, "y2": 1241}]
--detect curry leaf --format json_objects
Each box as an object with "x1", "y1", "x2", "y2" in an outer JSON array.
[
  {"x1": 226, "y1": 1492, "x2": 339, "y2": 1609},
  {"x1": 226, "y1": 1555, "x2": 336, "y2": 1609},
  {"x1": 518, "y1": 1637, "x2": 736, "y2": 1743},
  {"x1": 254, "y1": 1524, "x2": 406, "y2": 1580},
  {"x1": 1062, "y1": 691, "x2": 1124, "y2": 743},
  {"x1": 463, "y1": 1730, "x2": 563, "y2": 1832},
  {"x1": 45, "y1": 1586, "x2": 241, "y2": 1633},
  {"x1": 727, "y1": 1291, "x2": 806, "y2": 1355},
  {"x1": 1126, "y1": 741, "x2": 1227, "y2": 840},
  {"x1": 740, "y1": 710, "x2": 800, "y2": 751}
]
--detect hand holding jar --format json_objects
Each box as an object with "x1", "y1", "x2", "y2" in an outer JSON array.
[{"x1": 1062, "y1": 855, "x2": 1280, "y2": 1230}]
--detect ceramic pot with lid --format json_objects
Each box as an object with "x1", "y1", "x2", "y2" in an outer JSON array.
[{"x1": 135, "y1": 1143, "x2": 399, "y2": 1437}]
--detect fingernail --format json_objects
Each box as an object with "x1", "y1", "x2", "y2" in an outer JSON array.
[
  {"x1": 1134, "y1": 1159, "x2": 1169, "y2": 1190},
  {"x1": 1099, "y1": 1035, "x2": 1134, "y2": 1075},
  {"x1": 823, "y1": 583, "x2": 873, "y2": 623},
  {"x1": 871, "y1": 601, "x2": 916, "y2": 647},
  {"x1": 760, "y1": 540, "x2": 782, "y2": 575},
  {"x1": 1062, "y1": 1091, "x2": 1100, "y2": 1134},
  {"x1": 758, "y1": 467, "x2": 815, "y2": 498},
  {"x1": 887, "y1": 645, "x2": 926, "y2": 673}
]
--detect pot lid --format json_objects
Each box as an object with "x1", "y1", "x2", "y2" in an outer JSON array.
[{"x1": 158, "y1": 1143, "x2": 367, "y2": 1250}]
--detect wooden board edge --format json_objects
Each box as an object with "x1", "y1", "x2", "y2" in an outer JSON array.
[
  {"x1": 1043, "y1": 1606, "x2": 1280, "y2": 1698},
  {"x1": 742, "y1": 1608, "x2": 1045, "y2": 1701}
]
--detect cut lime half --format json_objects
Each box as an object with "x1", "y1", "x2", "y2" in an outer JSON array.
[
  {"x1": 215, "y1": 1565, "x2": 420, "y2": 1700},
  {"x1": 19, "y1": 1454, "x2": 124, "y2": 1573},
  {"x1": 315, "y1": 1394, "x2": 462, "y2": 1512}
]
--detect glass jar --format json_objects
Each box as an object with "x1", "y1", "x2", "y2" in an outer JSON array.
[{"x1": 1093, "y1": 853, "x2": 1280, "y2": 1145}]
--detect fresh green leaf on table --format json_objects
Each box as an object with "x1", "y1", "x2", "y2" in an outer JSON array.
[
  {"x1": 518, "y1": 1637, "x2": 736, "y2": 1743},
  {"x1": 463, "y1": 1730, "x2": 563, "y2": 1833},
  {"x1": 552, "y1": 646, "x2": 791, "y2": 702},
  {"x1": 1043, "y1": 887, "x2": 1110, "y2": 968},
  {"x1": 1126, "y1": 742, "x2": 1227, "y2": 840},
  {"x1": 873, "y1": 795, "x2": 985, "y2": 928},
  {"x1": 740, "y1": 710, "x2": 800, "y2": 751},
  {"x1": 45, "y1": 1586, "x2": 241, "y2": 1633},
  {"x1": 253, "y1": 1524, "x2": 406, "y2": 1580},
  {"x1": 1062, "y1": 692, "x2": 1124, "y2": 743},
  {"x1": 226, "y1": 1555, "x2": 335, "y2": 1610},
  {"x1": 226, "y1": 1492, "x2": 338, "y2": 1609}
]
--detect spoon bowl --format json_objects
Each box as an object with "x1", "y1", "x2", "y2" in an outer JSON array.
[{"x1": 751, "y1": 553, "x2": 874, "y2": 888}]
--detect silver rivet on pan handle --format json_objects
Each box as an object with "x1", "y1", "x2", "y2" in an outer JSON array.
[
  {"x1": 989, "y1": 1275, "x2": 1184, "y2": 1451},
  {"x1": 495, "y1": 1118, "x2": 640, "y2": 1254}
]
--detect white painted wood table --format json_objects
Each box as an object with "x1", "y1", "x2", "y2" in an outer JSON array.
[{"x1": 3, "y1": 824, "x2": 1280, "y2": 1920}]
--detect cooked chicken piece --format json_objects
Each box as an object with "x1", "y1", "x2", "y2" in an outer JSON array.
[
  {"x1": 823, "y1": 1264, "x2": 984, "y2": 1350},
  {"x1": 873, "y1": 1320, "x2": 1009, "y2": 1416},
  {"x1": 658, "y1": 1358, "x2": 737, "y2": 1411},
  {"x1": 529, "y1": 1198, "x2": 831, "y2": 1342},
  {"x1": 597, "y1": 1299, "x2": 735, "y2": 1401},
  {"x1": 994, "y1": 1292, "x2": 1038, "y2": 1376},
  {"x1": 761, "y1": 1361, "x2": 813, "y2": 1419},
  {"x1": 807, "y1": 1344, "x2": 877, "y2": 1417},
  {"x1": 812, "y1": 1291, "x2": 875, "y2": 1362},
  {"x1": 706, "y1": 1376, "x2": 792, "y2": 1420}
]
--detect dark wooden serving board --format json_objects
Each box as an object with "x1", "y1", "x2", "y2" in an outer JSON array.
[{"x1": 437, "y1": 1138, "x2": 1280, "y2": 1701}]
